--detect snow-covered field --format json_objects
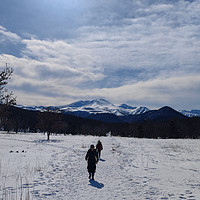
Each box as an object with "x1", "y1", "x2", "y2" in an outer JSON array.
[{"x1": 0, "y1": 132, "x2": 200, "y2": 200}]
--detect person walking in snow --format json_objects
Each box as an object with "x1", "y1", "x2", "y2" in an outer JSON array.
[
  {"x1": 85, "y1": 144, "x2": 99, "y2": 180},
  {"x1": 96, "y1": 140, "x2": 103, "y2": 159}
]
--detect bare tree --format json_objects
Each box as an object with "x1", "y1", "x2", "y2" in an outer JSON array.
[
  {"x1": 0, "y1": 64, "x2": 16, "y2": 131},
  {"x1": 37, "y1": 108, "x2": 64, "y2": 140},
  {"x1": 0, "y1": 63, "x2": 16, "y2": 105}
]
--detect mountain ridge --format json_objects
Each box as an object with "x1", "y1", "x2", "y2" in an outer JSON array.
[
  {"x1": 16, "y1": 98, "x2": 200, "y2": 118},
  {"x1": 16, "y1": 98, "x2": 194, "y2": 123}
]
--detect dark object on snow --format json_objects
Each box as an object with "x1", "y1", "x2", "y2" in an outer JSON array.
[
  {"x1": 85, "y1": 145, "x2": 99, "y2": 180},
  {"x1": 89, "y1": 179, "x2": 104, "y2": 189},
  {"x1": 96, "y1": 140, "x2": 103, "y2": 159}
]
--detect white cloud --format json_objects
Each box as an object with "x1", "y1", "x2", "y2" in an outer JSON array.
[
  {"x1": 79, "y1": 73, "x2": 200, "y2": 109},
  {"x1": 73, "y1": 0, "x2": 200, "y2": 74},
  {"x1": 1, "y1": 1, "x2": 200, "y2": 109},
  {"x1": 0, "y1": 25, "x2": 21, "y2": 42},
  {"x1": 21, "y1": 38, "x2": 104, "y2": 80}
]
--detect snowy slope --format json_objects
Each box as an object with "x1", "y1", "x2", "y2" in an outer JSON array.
[
  {"x1": 16, "y1": 105, "x2": 59, "y2": 112},
  {"x1": 16, "y1": 105, "x2": 46, "y2": 112},
  {"x1": 59, "y1": 99, "x2": 149, "y2": 116},
  {"x1": 16, "y1": 99, "x2": 149, "y2": 117},
  {"x1": 179, "y1": 109, "x2": 200, "y2": 117},
  {"x1": 1, "y1": 132, "x2": 200, "y2": 200},
  {"x1": 16, "y1": 99, "x2": 200, "y2": 118}
]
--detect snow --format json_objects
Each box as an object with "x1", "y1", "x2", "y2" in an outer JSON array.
[
  {"x1": 59, "y1": 99, "x2": 149, "y2": 116},
  {"x1": 17, "y1": 99, "x2": 200, "y2": 118},
  {"x1": 1, "y1": 132, "x2": 200, "y2": 200},
  {"x1": 179, "y1": 110, "x2": 200, "y2": 117},
  {"x1": 17, "y1": 99, "x2": 150, "y2": 117},
  {"x1": 16, "y1": 105, "x2": 46, "y2": 112}
]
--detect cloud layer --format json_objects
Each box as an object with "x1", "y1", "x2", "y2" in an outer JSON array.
[{"x1": 0, "y1": 0, "x2": 200, "y2": 109}]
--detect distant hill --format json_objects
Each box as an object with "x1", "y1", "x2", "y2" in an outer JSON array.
[
  {"x1": 16, "y1": 98, "x2": 199, "y2": 123},
  {"x1": 16, "y1": 99, "x2": 149, "y2": 123},
  {"x1": 139, "y1": 106, "x2": 186, "y2": 121}
]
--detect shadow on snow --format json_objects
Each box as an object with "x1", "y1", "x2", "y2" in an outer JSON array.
[{"x1": 89, "y1": 180, "x2": 104, "y2": 189}]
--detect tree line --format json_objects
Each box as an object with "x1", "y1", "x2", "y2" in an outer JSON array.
[{"x1": 1, "y1": 105, "x2": 200, "y2": 139}]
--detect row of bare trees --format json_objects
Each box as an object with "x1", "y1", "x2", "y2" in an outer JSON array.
[{"x1": 2, "y1": 104, "x2": 200, "y2": 139}]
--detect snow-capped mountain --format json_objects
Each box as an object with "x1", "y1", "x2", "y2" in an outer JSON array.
[
  {"x1": 16, "y1": 105, "x2": 46, "y2": 112},
  {"x1": 58, "y1": 99, "x2": 149, "y2": 116},
  {"x1": 16, "y1": 99, "x2": 200, "y2": 123},
  {"x1": 179, "y1": 109, "x2": 200, "y2": 117},
  {"x1": 119, "y1": 104, "x2": 149, "y2": 115},
  {"x1": 16, "y1": 105, "x2": 59, "y2": 112}
]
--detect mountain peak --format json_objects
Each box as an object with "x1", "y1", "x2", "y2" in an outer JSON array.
[
  {"x1": 16, "y1": 100, "x2": 195, "y2": 123},
  {"x1": 66, "y1": 98, "x2": 112, "y2": 108},
  {"x1": 158, "y1": 106, "x2": 180, "y2": 113},
  {"x1": 119, "y1": 104, "x2": 137, "y2": 110},
  {"x1": 91, "y1": 98, "x2": 113, "y2": 106},
  {"x1": 152, "y1": 106, "x2": 186, "y2": 120},
  {"x1": 67, "y1": 100, "x2": 91, "y2": 108},
  {"x1": 57, "y1": 99, "x2": 149, "y2": 118}
]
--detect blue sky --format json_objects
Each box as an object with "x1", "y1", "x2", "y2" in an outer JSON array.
[{"x1": 0, "y1": 0, "x2": 200, "y2": 109}]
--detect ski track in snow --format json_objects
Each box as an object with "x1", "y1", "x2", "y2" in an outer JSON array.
[{"x1": 0, "y1": 133, "x2": 200, "y2": 199}]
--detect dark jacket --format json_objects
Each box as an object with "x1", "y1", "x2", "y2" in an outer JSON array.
[
  {"x1": 85, "y1": 149, "x2": 98, "y2": 163},
  {"x1": 96, "y1": 142, "x2": 103, "y2": 151}
]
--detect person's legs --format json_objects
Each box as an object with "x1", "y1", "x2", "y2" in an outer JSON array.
[
  {"x1": 89, "y1": 172, "x2": 92, "y2": 179},
  {"x1": 92, "y1": 172, "x2": 95, "y2": 180},
  {"x1": 99, "y1": 150, "x2": 101, "y2": 158},
  {"x1": 88, "y1": 162, "x2": 96, "y2": 180},
  {"x1": 92, "y1": 163, "x2": 96, "y2": 180},
  {"x1": 88, "y1": 163, "x2": 92, "y2": 179},
  {"x1": 97, "y1": 150, "x2": 100, "y2": 159},
  {"x1": 88, "y1": 162, "x2": 96, "y2": 179}
]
